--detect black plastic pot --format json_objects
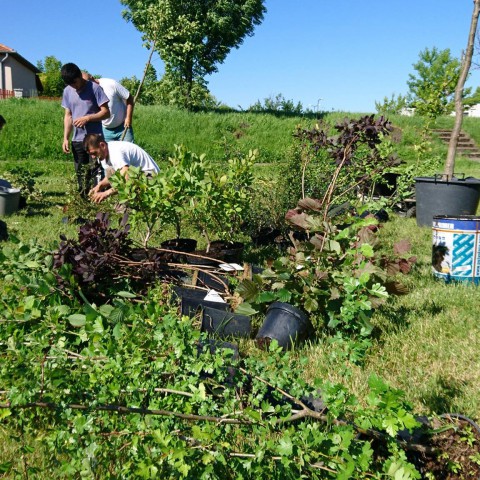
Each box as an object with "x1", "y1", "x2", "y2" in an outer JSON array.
[
  {"x1": 256, "y1": 302, "x2": 314, "y2": 350},
  {"x1": 173, "y1": 286, "x2": 231, "y2": 318},
  {"x1": 209, "y1": 240, "x2": 245, "y2": 263},
  {"x1": 184, "y1": 250, "x2": 220, "y2": 267},
  {"x1": 195, "y1": 270, "x2": 230, "y2": 291},
  {"x1": 250, "y1": 227, "x2": 282, "y2": 246},
  {"x1": 201, "y1": 306, "x2": 251, "y2": 339},
  {"x1": 161, "y1": 238, "x2": 197, "y2": 263},
  {"x1": 414, "y1": 176, "x2": 480, "y2": 227}
]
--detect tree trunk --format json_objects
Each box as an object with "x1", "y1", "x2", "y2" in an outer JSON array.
[{"x1": 444, "y1": 0, "x2": 480, "y2": 180}]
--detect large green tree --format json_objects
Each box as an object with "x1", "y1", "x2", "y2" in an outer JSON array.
[
  {"x1": 36, "y1": 55, "x2": 64, "y2": 97},
  {"x1": 121, "y1": 0, "x2": 266, "y2": 109},
  {"x1": 407, "y1": 47, "x2": 465, "y2": 119}
]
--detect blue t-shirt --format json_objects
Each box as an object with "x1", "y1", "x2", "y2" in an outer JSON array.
[{"x1": 62, "y1": 81, "x2": 109, "y2": 142}]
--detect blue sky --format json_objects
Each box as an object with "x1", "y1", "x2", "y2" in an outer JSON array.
[{"x1": 2, "y1": 0, "x2": 479, "y2": 112}]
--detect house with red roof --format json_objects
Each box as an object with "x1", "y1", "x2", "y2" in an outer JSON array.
[{"x1": 0, "y1": 43, "x2": 42, "y2": 98}]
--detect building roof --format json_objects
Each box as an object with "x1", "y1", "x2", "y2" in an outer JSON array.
[{"x1": 0, "y1": 43, "x2": 40, "y2": 73}]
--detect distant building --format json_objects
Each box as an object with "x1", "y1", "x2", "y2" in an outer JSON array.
[
  {"x1": 0, "y1": 43, "x2": 42, "y2": 99},
  {"x1": 466, "y1": 104, "x2": 480, "y2": 117},
  {"x1": 399, "y1": 107, "x2": 415, "y2": 116}
]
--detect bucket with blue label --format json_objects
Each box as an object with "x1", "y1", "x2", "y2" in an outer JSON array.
[{"x1": 432, "y1": 215, "x2": 480, "y2": 284}]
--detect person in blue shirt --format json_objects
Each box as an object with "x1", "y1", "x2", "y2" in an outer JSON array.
[{"x1": 61, "y1": 63, "x2": 110, "y2": 197}]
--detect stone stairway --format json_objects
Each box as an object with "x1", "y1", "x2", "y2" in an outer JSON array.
[{"x1": 432, "y1": 129, "x2": 480, "y2": 160}]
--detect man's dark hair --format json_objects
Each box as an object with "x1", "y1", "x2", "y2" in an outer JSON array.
[
  {"x1": 61, "y1": 63, "x2": 82, "y2": 85},
  {"x1": 83, "y1": 133, "x2": 105, "y2": 150}
]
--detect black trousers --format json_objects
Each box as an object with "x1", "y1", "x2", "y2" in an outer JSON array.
[{"x1": 71, "y1": 141, "x2": 101, "y2": 197}]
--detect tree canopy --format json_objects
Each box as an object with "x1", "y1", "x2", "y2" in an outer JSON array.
[
  {"x1": 121, "y1": 0, "x2": 266, "y2": 109},
  {"x1": 407, "y1": 47, "x2": 464, "y2": 119},
  {"x1": 36, "y1": 55, "x2": 64, "y2": 97}
]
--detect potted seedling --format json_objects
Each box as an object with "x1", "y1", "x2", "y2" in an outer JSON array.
[
  {"x1": 188, "y1": 149, "x2": 256, "y2": 260},
  {"x1": 112, "y1": 145, "x2": 206, "y2": 249},
  {"x1": 415, "y1": 0, "x2": 480, "y2": 226}
]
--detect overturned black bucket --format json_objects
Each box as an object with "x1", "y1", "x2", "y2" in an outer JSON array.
[{"x1": 256, "y1": 302, "x2": 314, "y2": 350}]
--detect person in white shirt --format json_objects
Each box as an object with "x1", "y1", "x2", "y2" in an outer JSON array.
[
  {"x1": 82, "y1": 72, "x2": 135, "y2": 142},
  {"x1": 84, "y1": 133, "x2": 159, "y2": 203}
]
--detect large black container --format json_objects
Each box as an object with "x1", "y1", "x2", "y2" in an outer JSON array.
[
  {"x1": 201, "y1": 306, "x2": 251, "y2": 339},
  {"x1": 256, "y1": 302, "x2": 314, "y2": 350},
  {"x1": 414, "y1": 176, "x2": 480, "y2": 227}
]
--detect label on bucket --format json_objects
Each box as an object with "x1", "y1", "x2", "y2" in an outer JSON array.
[{"x1": 432, "y1": 217, "x2": 480, "y2": 284}]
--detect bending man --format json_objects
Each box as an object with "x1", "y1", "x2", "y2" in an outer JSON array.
[{"x1": 84, "y1": 133, "x2": 159, "y2": 203}]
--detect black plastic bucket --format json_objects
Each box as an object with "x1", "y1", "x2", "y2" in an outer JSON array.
[
  {"x1": 201, "y1": 306, "x2": 251, "y2": 339},
  {"x1": 414, "y1": 176, "x2": 480, "y2": 227},
  {"x1": 256, "y1": 302, "x2": 314, "y2": 350}
]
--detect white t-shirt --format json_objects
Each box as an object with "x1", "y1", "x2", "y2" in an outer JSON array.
[
  {"x1": 98, "y1": 78, "x2": 131, "y2": 129},
  {"x1": 103, "y1": 141, "x2": 160, "y2": 174}
]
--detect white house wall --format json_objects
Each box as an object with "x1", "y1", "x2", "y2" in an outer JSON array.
[{"x1": 0, "y1": 55, "x2": 38, "y2": 96}]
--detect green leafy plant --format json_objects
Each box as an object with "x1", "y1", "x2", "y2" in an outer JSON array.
[
  {"x1": 237, "y1": 212, "x2": 415, "y2": 337},
  {"x1": 188, "y1": 149, "x2": 256, "y2": 251},
  {"x1": 0, "y1": 166, "x2": 44, "y2": 205},
  {"x1": 237, "y1": 116, "x2": 416, "y2": 349},
  {"x1": 112, "y1": 145, "x2": 207, "y2": 246}
]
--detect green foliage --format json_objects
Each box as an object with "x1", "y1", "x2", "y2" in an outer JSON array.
[
  {"x1": 0, "y1": 239, "x2": 424, "y2": 477},
  {"x1": 121, "y1": 0, "x2": 266, "y2": 109},
  {"x1": 155, "y1": 71, "x2": 219, "y2": 109},
  {"x1": 407, "y1": 47, "x2": 466, "y2": 119},
  {"x1": 120, "y1": 64, "x2": 159, "y2": 105},
  {"x1": 0, "y1": 165, "x2": 44, "y2": 204},
  {"x1": 375, "y1": 93, "x2": 408, "y2": 116},
  {"x1": 188, "y1": 148, "x2": 256, "y2": 249},
  {"x1": 463, "y1": 85, "x2": 480, "y2": 107},
  {"x1": 237, "y1": 214, "x2": 414, "y2": 339},
  {"x1": 36, "y1": 55, "x2": 64, "y2": 97},
  {"x1": 112, "y1": 145, "x2": 208, "y2": 245},
  {"x1": 248, "y1": 93, "x2": 304, "y2": 115}
]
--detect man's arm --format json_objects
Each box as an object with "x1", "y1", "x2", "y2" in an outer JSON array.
[
  {"x1": 89, "y1": 166, "x2": 129, "y2": 204},
  {"x1": 73, "y1": 104, "x2": 110, "y2": 128},
  {"x1": 63, "y1": 108, "x2": 73, "y2": 153},
  {"x1": 124, "y1": 95, "x2": 134, "y2": 128}
]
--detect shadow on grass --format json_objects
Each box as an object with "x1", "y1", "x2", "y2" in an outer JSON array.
[
  {"x1": 371, "y1": 300, "x2": 444, "y2": 341},
  {"x1": 420, "y1": 375, "x2": 467, "y2": 414}
]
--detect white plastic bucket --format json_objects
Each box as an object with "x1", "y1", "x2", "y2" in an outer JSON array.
[{"x1": 432, "y1": 215, "x2": 480, "y2": 284}]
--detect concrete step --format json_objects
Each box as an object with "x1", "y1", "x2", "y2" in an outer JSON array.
[{"x1": 431, "y1": 129, "x2": 480, "y2": 160}]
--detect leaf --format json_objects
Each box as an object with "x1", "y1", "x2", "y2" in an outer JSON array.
[
  {"x1": 68, "y1": 314, "x2": 86, "y2": 327},
  {"x1": 277, "y1": 437, "x2": 293, "y2": 456},
  {"x1": 276, "y1": 288, "x2": 292, "y2": 303},
  {"x1": 393, "y1": 239, "x2": 411, "y2": 255},
  {"x1": 257, "y1": 291, "x2": 277, "y2": 303},
  {"x1": 236, "y1": 279, "x2": 260, "y2": 301},
  {"x1": 112, "y1": 323, "x2": 122, "y2": 340},
  {"x1": 234, "y1": 303, "x2": 258, "y2": 316},
  {"x1": 116, "y1": 291, "x2": 137, "y2": 298}
]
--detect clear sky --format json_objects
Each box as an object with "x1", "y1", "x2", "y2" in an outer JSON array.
[{"x1": 2, "y1": 0, "x2": 479, "y2": 112}]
